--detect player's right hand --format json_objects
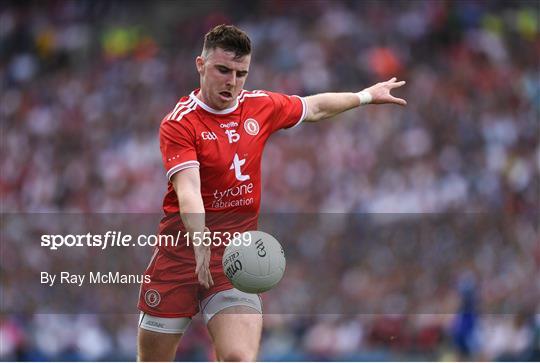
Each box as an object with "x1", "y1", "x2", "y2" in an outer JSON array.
[{"x1": 194, "y1": 227, "x2": 214, "y2": 289}]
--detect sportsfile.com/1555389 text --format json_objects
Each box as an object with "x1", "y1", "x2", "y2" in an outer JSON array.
[{"x1": 40, "y1": 231, "x2": 253, "y2": 250}]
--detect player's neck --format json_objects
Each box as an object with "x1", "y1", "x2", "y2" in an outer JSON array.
[
  {"x1": 196, "y1": 89, "x2": 218, "y2": 110},
  {"x1": 196, "y1": 88, "x2": 210, "y2": 105}
]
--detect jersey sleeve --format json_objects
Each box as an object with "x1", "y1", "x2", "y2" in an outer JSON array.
[
  {"x1": 159, "y1": 120, "x2": 199, "y2": 181},
  {"x1": 266, "y1": 91, "x2": 307, "y2": 133}
]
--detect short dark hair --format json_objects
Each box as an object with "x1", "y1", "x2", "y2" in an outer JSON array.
[{"x1": 202, "y1": 24, "x2": 251, "y2": 59}]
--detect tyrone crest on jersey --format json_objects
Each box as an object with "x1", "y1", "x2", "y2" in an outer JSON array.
[{"x1": 244, "y1": 118, "x2": 260, "y2": 136}]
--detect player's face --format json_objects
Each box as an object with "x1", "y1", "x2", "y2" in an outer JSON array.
[{"x1": 196, "y1": 47, "x2": 250, "y2": 110}]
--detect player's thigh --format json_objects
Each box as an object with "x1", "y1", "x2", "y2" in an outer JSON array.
[
  {"x1": 137, "y1": 313, "x2": 192, "y2": 361},
  {"x1": 207, "y1": 305, "x2": 263, "y2": 361},
  {"x1": 137, "y1": 328, "x2": 182, "y2": 362}
]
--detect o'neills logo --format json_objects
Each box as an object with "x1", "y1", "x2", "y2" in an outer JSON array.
[
  {"x1": 244, "y1": 118, "x2": 260, "y2": 136},
  {"x1": 145, "y1": 289, "x2": 161, "y2": 307},
  {"x1": 220, "y1": 121, "x2": 239, "y2": 128}
]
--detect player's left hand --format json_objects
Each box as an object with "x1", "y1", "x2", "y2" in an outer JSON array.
[{"x1": 363, "y1": 77, "x2": 407, "y2": 106}]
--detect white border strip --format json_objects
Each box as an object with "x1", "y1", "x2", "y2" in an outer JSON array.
[
  {"x1": 289, "y1": 96, "x2": 307, "y2": 129},
  {"x1": 139, "y1": 312, "x2": 191, "y2": 334},
  {"x1": 166, "y1": 160, "x2": 200, "y2": 180}
]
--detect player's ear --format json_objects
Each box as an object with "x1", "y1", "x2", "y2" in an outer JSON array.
[{"x1": 196, "y1": 56, "x2": 205, "y2": 75}]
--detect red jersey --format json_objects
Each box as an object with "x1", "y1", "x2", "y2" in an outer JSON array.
[{"x1": 158, "y1": 89, "x2": 306, "y2": 262}]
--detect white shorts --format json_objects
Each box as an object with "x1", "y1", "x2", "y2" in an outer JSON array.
[{"x1": 138, "y1": 288, "x2": 262, "y2": 334}]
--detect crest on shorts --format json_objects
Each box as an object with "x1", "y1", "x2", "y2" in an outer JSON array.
[
  {"x1": 244, "y1": 118, "x2": 260, "y2": 136},
  {"x1": 145, "y1": 289, "x2": 161, "y2": 307}
]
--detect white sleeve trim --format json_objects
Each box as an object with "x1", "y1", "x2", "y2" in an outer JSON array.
[
  {"x1": 166, "y1": 160, "x2": 200, "y2": 181},
  {"x1": 289, "y1": 96, "x2": 307, "y2": 129}
]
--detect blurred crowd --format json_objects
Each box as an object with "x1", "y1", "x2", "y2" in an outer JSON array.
[{"x1": 1, "y1": 0, "x2": 539, "y2": 361}]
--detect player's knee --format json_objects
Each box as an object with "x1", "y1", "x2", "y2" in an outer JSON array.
[{"x1": 220, "y1": 348, "x2": 257, "y2": 362}]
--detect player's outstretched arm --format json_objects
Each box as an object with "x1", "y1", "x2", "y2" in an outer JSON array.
[
  {"x1": 303, "y1": 77, "x2": 406, "y2": 122},
  {"x1": 172, "y1": 169, "x2": 214, "y2": 289}
]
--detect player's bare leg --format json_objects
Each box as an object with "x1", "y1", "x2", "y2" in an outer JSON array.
[
  {"x1": 137, "y1": 328, "x2": 182, "y2": 362},
  {"x1": 207, "y1": 306, "x2": 263, "y2": 361}
]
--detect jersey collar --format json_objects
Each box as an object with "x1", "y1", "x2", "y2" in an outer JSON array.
[{"x1": 189, "y1": 90, "x2": 239, "y2": 115}]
